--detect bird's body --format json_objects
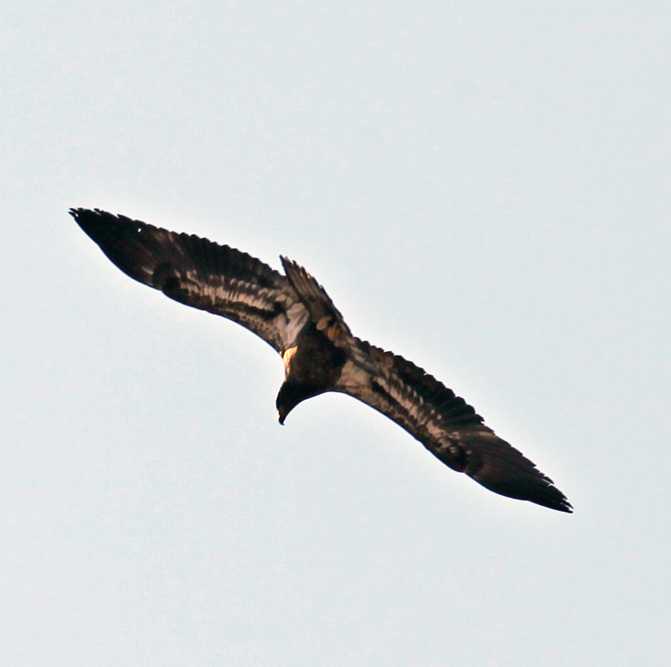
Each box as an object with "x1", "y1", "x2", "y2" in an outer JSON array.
[{"x1": 71, "y1": 208, "x2": 572, "y2": 513}]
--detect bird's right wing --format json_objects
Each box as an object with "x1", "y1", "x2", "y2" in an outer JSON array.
[
  {"x1": 336, "y1": 339, "x2": 572, "y2": 513},
  {"x1": 71, "y1": 209, "x2": 308, "y2": 353}
]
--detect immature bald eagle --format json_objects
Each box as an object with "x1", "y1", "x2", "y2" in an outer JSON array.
[{"x1": 71, "y1": 208, "x2": 572, "y2": 513}]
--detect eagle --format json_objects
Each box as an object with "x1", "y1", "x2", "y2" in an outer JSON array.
[{"x1": 71, "y1": 208, "x2": 572, "y2": 513}]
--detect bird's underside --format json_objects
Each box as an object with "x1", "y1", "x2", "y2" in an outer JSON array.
[{"x1": 71, "y1": 208, "x2": 572, "y2": 513}]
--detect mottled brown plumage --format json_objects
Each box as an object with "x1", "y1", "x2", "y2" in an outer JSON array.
[{"x1": 71, "y1": 208, "x2": 572, "y2": 513}]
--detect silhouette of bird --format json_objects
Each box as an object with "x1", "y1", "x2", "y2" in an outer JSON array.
[{"x1": 71, "y1": 208, "x2": 572, "y2": 513}]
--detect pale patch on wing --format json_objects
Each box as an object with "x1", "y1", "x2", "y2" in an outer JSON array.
[
  {"x1": 160, "y1": 268, "x2": 307, "y2": 353},
  {"x1": 280, "y1": 302, "x2": 310, "y2": 350},
  {"x1": 336, "y1": 358, "x2": 461, "y2": 457}
]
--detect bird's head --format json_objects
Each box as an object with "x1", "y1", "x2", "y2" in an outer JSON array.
[{"x1": 276, "y1": 380, "x2": 324, "y2": 425}]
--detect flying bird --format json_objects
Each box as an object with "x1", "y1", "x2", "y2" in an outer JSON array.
[{"x1": 71, "y1": 208, "x2": 572, "y2": 513}]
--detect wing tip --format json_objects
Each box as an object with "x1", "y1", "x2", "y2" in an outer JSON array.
[
  {"x1": 534, "y1": 491, "x2": 573, "y2": 513},
  {"x1": 69, "y1": 206, "x2": 90, "y2": 226},
  {"x1": 280, "y1": 255, "x2": 308, "y2": 279},
  {"x1": 69, "y1": 207, "x2": 120, "y2": 238},
  {"x1": 69, "y1": 206, "x2": 102, "y2": 220},
  {"x1": 477, "y1": 474, "x2": 573, "y2": 513}
]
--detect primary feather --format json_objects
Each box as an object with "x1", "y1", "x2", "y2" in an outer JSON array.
[{"x1": 72, "y1": 208, "x2": 572, "y2": 513}]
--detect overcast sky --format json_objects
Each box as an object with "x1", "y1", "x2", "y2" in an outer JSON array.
[{"x1": 2, "y1": 2, "x2": 671, "y2": 665}]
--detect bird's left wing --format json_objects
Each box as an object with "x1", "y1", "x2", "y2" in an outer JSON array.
[
  {"x1": 335, "y1": 339, "x2": 572, "y2": 512},
  {"x1": 71, "y1": 209, "x2": 308, "y2": 353}
]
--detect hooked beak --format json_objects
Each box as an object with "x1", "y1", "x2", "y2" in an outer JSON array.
[{"x1": 277, "y1": 408, "x2": 288, "y2": 425}]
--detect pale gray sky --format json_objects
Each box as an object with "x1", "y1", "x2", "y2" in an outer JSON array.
[{"x1": 2, "y1": 2, "x2": 671, "y2": 665}]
